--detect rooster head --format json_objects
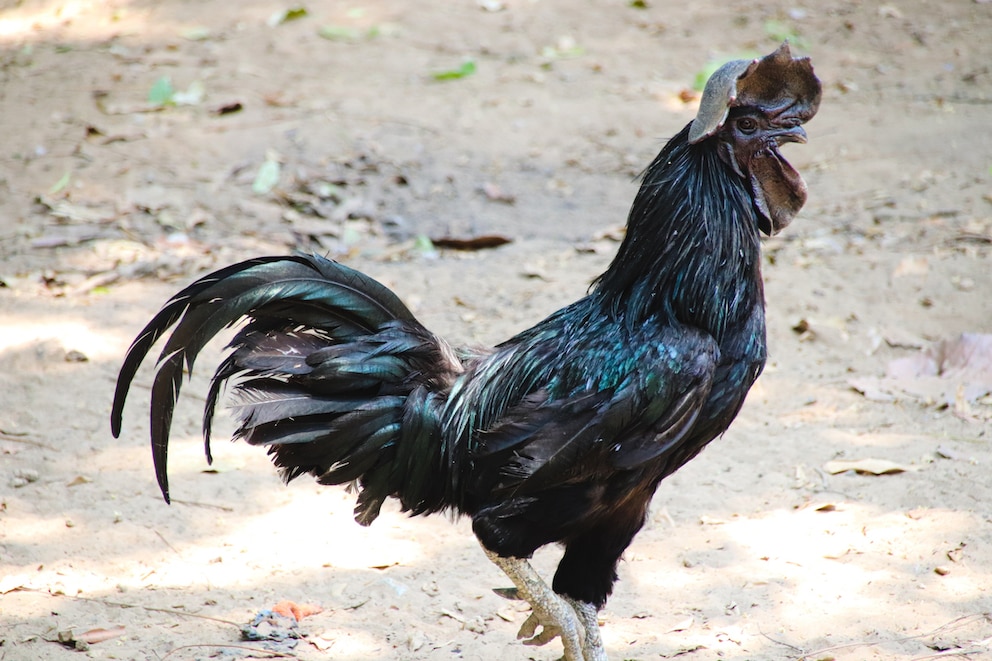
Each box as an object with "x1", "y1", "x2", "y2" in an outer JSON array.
[{"x1": 688, "y1": 42, "x2": 821, "y2": 235}]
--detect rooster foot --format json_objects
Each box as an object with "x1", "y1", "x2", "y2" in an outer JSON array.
[
  {"x1": 565, "y1": 598, "x2": 608, "y2": 661},
  {"x1": 482, "y1": 547, "x2": 599, "y2": 661},
  {"x1": 515, "y1": 595, "x2": 581, "y2": 653},
  {"x1": 492, "y1": 587, "x2": 608, "y2": 660}
]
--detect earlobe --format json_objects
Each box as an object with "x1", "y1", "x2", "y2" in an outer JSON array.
[{"x1": 716, "y1": 140, "x2": 744, "y2": 177}]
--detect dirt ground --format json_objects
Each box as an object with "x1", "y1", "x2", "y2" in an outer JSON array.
[{"x1": 2, "y1": 1, "x2": 992, "y2": 659}]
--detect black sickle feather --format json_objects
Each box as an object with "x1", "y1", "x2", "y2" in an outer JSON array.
[{"x1": 110, "y1": 254, "x2": 425, "y2": 503}]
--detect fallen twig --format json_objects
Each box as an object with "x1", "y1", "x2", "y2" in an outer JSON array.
[
  {"x1": 154, "y1": 529, "x2": 182, "y2": 556},
  {"x1": 910, "y1": 647, "x2": 988, "y2": 660},
  {"x1": 0, "y1": 429, "x2": 56, "y2": 451},
  {"x1": 162, "y1": 643, "x2": 297, "y2": 659},
  {"x1": 758, "y1": 630, "x2": 804, "y2": 654},
  {"x1": 16, "y1": 588, "x2": 241, "y2": 626},
  {"x1": 170, "y1": 497, "x2": 236, "y2": 512},
  {"x1": 794, "y1": 612, "x2": 992, "y2": 660}
]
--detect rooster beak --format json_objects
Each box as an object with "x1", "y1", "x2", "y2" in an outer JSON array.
[{"x1": 774, "y1": 125, "x2": 807, "y2": 145}]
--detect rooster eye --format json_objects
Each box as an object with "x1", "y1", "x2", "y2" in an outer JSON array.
[{"x1": 737, "y1": 117, "x2": 758, "y2": 134}]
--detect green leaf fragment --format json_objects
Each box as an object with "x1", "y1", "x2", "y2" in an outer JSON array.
[
  {"x1": 413, "y1": 234, "x2": 435, "y2": 253},
  {"x1": 432, "y1": 60, "x2": 476, "y2": 81},
  {"x1": 764, "y1": 20, "x2": 808, "y2": 49},
  {"x1": 181, "y1": 26, "x2": 212, "y2": 41},
  {"x1": 148, "y1": 76, "x2": 176, "y2": 107},
  {"x1": 49, "y1": 171, "x2": 71, "y2": 195},
  {"x1": 692, "y1": 52, "x2": 760, "y2": 91},
  {"x1": 252, "y1": 158, "x2": 281, "y2": 195},
  {"x1": 318, "y1": 25, "x2": 360, "y2": 41},
  {"x1": 268, "y1": 6, "x2": 308, "y2": 26},
  {"x1": 342, "y1": 225, "x2": 363, "y2": 245}
]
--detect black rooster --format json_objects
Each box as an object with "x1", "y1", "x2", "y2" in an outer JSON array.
[{"x1": 112, "y1": 44, "x2": 820, "y2": 661}]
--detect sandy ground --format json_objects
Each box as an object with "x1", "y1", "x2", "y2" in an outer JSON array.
[{"x1": 2, "y1": 1, "x2": 992, "y2": 659}]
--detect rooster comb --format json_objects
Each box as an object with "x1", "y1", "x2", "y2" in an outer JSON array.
[{"x1": 688, "y1": 42, "x2": 821, "y2": 145}]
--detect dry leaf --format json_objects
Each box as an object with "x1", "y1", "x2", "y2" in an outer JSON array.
[
  {"x1": 431, "y1": 234, "x2": 513, "y2": 250},
  {"x1": 848, "y1": 378, "x2": 896, "y2": 402},
  {"x1": 823, "y1": 458, "x2": 921, "y2": 475},
  {"x1": 481, "y1": 182, "x2": 516, "y2": 204},
  {"x1": 35, "y1": 196, "x2": 118, "y2": 224},
  {"x1": 935, "y1": 445, "x2": 963, "y2": 460},
  {"x1": 64, "y1": 349, "x2": 89, "y2": 363},
  {"x1": 666, "y1": 616, "x2": 694, "y2": 632},
  {"x1": 496, "y1": 608, "x2": 516, "y2": 622},
  {"x1": 592, "y1": 225, "x2": 626, "y2": 242},
  {"x1": 892, "y1": 255, "x2": 929, "y2": 277},
  {"x1": 440, "y1": 608, "x2": 465, "y2": 623},
  {"x1": 0, "y1": 575, "x2": 28, "y2": 594},
  {"x1": 882, "y1": 327, "x2": 927, "y2": 349},
  {"x1": 699, "y1": 515, "x2": 727, "y2": 525},
  {"x1": 309, "y1": 633, "x2": 335, "y2": 651},
  {"x1": 77, "y1": 626, "x2": 125, "y2": 645},
  {"x1": 214, "y1": 101, "x2": 243, "y2": 115},
  {"x1": 947, "y1": 542, "x2": 966, "y2": 563},
  {"x1": 849, "y1": 333, "x2": 992, "y2": 414},
  {"x1": 407, "y1": 630, "x2": 429, "y2": 651},
  {"x1": 521, "y1": 266, "x2": 550, "y2": 280}
]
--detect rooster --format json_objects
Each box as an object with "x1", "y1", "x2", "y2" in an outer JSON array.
[{"x1": 112, "y1": 44, "x2": 820, "y2": 661}]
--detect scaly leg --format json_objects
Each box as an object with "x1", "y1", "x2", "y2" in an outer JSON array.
[
  {"x1": 481, "y1": 546, "x2": 584, "y2": 661},
  {"x1": 564, "y1": 597, "x2": 608, "y2": 661}
]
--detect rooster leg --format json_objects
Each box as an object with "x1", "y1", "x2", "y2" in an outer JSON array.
[
  {"x1": 482, "y1": 547, "x2": 584, "y2": 661},
  {"x1": 564, "y1": 597, "x2": 607, "y2": 661}
]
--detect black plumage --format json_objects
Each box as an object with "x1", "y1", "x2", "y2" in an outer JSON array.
[{"x1": 112, "y1": 44, "x2": 820, "y2": 661}]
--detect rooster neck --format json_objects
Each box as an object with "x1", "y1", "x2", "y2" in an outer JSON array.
[{"x1": 592, "y1": 124, "x2": 763, "y2": 345}]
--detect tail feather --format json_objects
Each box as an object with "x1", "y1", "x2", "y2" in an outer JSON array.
[
  {"x1": 352, "y1": 387, "x2": 446, "y2": 525},
  {"x1": 202, "y1": 328, "x2": 331, "y2": 455},
  {"x1": 231, "y1": 381, "x2": 362, "y2": 427},
  {"x1": 243, "y1": 402, "x2": 404, "y2": 483},
  {"x1": 111, "y1": 254, "x2": 462, "y2": 516}
]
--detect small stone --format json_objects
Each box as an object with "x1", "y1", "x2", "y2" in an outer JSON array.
[
  {"x1": 407, "y1": 630, "x2": 428, "y2": 651},
  {"x1": 15, "y1": 468, "x2": 40, "y2": 482}
]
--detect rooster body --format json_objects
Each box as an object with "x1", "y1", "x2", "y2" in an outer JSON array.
[{"x1": 113, "y1": 44, "x2": 820, "y2": 661}]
